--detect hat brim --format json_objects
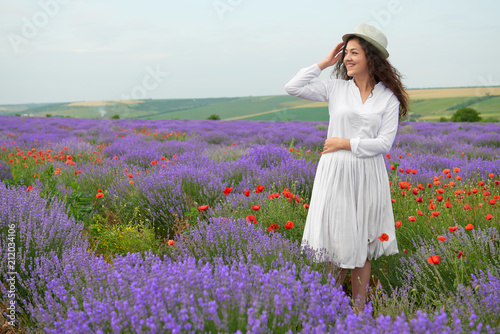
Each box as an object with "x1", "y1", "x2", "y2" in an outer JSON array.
[{"x1": 342, "y1": 33, "x2": 389, "y2": 59}]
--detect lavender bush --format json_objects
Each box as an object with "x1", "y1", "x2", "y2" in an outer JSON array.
[{"x1": 1, "y1": 116, "x2": 499, "y2": 332}]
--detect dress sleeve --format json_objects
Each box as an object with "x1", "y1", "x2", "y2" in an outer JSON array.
[
  {"x1": 284, "y1": 63, "x2": 333, "y2": 102},
  {"x1": 350, "y1": 95, "x2": 400, "y2": 158}
]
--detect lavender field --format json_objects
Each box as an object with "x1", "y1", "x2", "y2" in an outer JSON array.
[{"x1": 0, "y1": 115, "x2": 499, "y2": 333}]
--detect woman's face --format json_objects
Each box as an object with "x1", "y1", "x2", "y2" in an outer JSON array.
[{"x1": 343, "y1": 38, "x2": 369, "y2": 78}]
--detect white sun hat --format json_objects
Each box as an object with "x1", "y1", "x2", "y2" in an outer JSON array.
[{"x1": 342, "y1": 23, "x2": 389, "y2": 59}]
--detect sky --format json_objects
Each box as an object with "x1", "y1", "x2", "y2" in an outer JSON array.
[{"x1": 0, "y1": 0, "x2": 499, "y2": 105}]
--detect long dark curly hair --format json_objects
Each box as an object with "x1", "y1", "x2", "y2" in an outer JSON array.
[{"x1": 332, "y1": 35, "x2": 409, "y2": 120}]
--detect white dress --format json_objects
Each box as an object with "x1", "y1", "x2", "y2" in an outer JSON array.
[{"x1": 285, "y1": 64, "x2": 400, "y2": 269}]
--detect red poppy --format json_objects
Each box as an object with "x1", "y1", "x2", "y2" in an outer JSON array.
[
  {"x1": 223, "y1": 187, "x2": 233, "y2": 196},
  {"x1": 457, "y1": 251, "x2": 465, "y2": 258},
  {"x1": 128, "y1": 173, "x2": 133, "y2": 178},
  {"x1": 150, "y1": 160, "x2": 157, "y2": 165},
  {"x1": 465, "y1": 224, "x2": 474, "y2": 230},
  {"x1": 486, "y1": 214, "x2": 493, "y2": 220},
  {"x1": 246, "y1": 215, "x2": 257, "y2": 224},
  {"x1": 445, "y1": 202, "x2": 452, "y2": 208},
  {"x1": 168, "y1": 240, "x2": 175, "y2": 246},
  {"x1": 97, "y1": 189, "x2": 103, "y2": 193},
  {"x1": 243, "y1": 190, "x2": 250, "y2": 197},
  {"x1": 386, "y1": 154, "x2": 391, "y2": 159},
  {"x1": 472, "y1": 188, "x2": 479, "y2": 194},
  {"x1": 390, "y1": 164, "x2": 395, "y2": 170},
  {"x1": 401, "y1": 191, "x2": 406, "y2": 196},
  {"x1": 391, "y1": 198, "x2": 396, "y2": 203},
  {"x1": 429, "y1": 204, "x2": 436, "y2": 210},
  {"x1": 378, "y1": 233, "x2": 389, "y2": 242},
  {"x1": 398, "y1": 168, "x2": 404, "y2": 173},
  {"x1": 431, "y1": 211, "x2": 440, "y2": 218},
  {"x1": 417, "y1": 210, "x2": 423, "y2": 216},
  {"x1": 198, "y1": 204, "x2": 209, "y2": 211},
  {"x1": 412, "y1": 170, "x2": 417, "y2": 175},
  {"x1": 442, "y1": 169, "x2": 450, "y2": 174},
  {"x1": 415, "y1": 197, "x2": 423, "y2": 203},
  {"x1": 437, "y1": 235, "x2": 447, "y2": 242},
  {"x1": 284, "y1": 221, "x2": 294, "y2": 230},
  {"x1": 408, "y1": 216, "x2": 416, "y2": 222},
  {"x1": 417, "y1": 184, "x2": 425, "y2": 190},
  {"x1": 395, "y1": 220, "x2": 402, "y2": 228},
  {"x1": 405, "y1": 168, "x2": 411, "y2": 174},
  {"x1": 453, "y1": 167, "x2": 460, "y2": 173},
  {"x1": 403, "y1": 249, "x2": 407, "y2": 253},
  {"x1": 267, "y1": 223, "x2": 280, "y2": 232},
  {"x1": 428, "y1": 255, "x2": 441, "y2": 264},
  {"x1": 448, "y1": 226, "x2": 459, "y2": 233},
  {"x1": 490, "y1": 199, "x2": 497, "y2": 205},
  {"x1": 436, "y1": 188, "x2": 445, "y2": 194},
  {"x1": 398, "y1": 155, "x2": 402, "y2": 159},
  {"x1": 412, "y1": 188, "x2": 419, "y2": 195},
  {"x1": 96, "y1": 193, "x2": 104, "y2": 198},
  {"x1": 463, "y1": 204, "x2": 471, "y2": 210},
  {"x1": 489, "y1": 173, "x2": 495, "y2": 178},
  {"x1": 303, "y1": 204, "x2": 310, "y2": 209},
  {"x1": 26, "y1": 186, "x2": 33, "y2": 191},
  {"x1": 255, "y1": 185, "x2": 265, "y2": 193},
  {"x1": 456, "y1": 176, "x2": 462, "y2": 181},
  {"x1": 398, "y1": 182, "x2": 411, "y2": 190},
  {"x1": 251, "y1": 205, "x2": 260, "y2": 211},
  {"x1": 436, "y1": 195, "x2": 443, "y2": 202}
]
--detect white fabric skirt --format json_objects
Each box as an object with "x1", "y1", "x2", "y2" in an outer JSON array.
[{"x1": 301, "y1": 150, "x2": 398, "y2": 269}]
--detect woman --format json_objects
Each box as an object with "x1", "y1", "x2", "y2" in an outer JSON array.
[{"x1": 284, "y1": 23, "x2": 409, "y2": 311}]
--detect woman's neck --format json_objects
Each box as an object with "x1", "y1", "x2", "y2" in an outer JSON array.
[{"x1": 353, "y1": 75, "x2": 376, "y2": 93}]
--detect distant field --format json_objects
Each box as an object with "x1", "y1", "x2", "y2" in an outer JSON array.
[
  {"x1": 66, "y1": 100, "x2": 143, "y2": 107},
  {"x1": 407, "y1": 86, "x2": 500, "y2": 99},
  {"x1": 1, "y1": 86, "x2": 499, "y2": 122}
]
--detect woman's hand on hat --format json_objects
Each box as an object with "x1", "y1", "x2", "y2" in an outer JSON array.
[
  {"x1": 321, "y1": 137, "x2": 351, "y2": 154},
  {"x1": 317, "y1": 42, "x2": 345, "y2": 70}
]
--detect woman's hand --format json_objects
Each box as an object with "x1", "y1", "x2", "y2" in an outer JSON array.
[
  {"x1": 317, "y1": 42, "x2": 345, "y2": 70},
  {"x1": 321, "y1": 137, "x2": 351, "y2": 154}
]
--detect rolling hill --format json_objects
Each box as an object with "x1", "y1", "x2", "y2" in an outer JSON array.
[{"x1": 1, "y1": 87, "x2": 499, "y2": 122}]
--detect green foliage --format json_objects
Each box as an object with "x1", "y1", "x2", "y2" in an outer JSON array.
[
  {"x1": 206, "y1": 114, "x2": 221, "y2": 120},
  {"x1": 451, "y1": 107, "x2": 481, "y2": 122},
  {"x1": 481, "y1": 116, "x2": 499, "y2": 123},
  {"x1": 88, "y1": 212, "x2": 158, "y2": 259},
  {"x1": 45, "y1": 114, "x2": 52, "y2": 117},
  {"x1": 64, "y1": 181, "x2": 95, "y2": 225},
  {"x1": 110, "y1": 114, "x2": 120, "y2": 119},
  {"x1": 439, "y1": 116, "x2": 449, "y2": 122}
]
